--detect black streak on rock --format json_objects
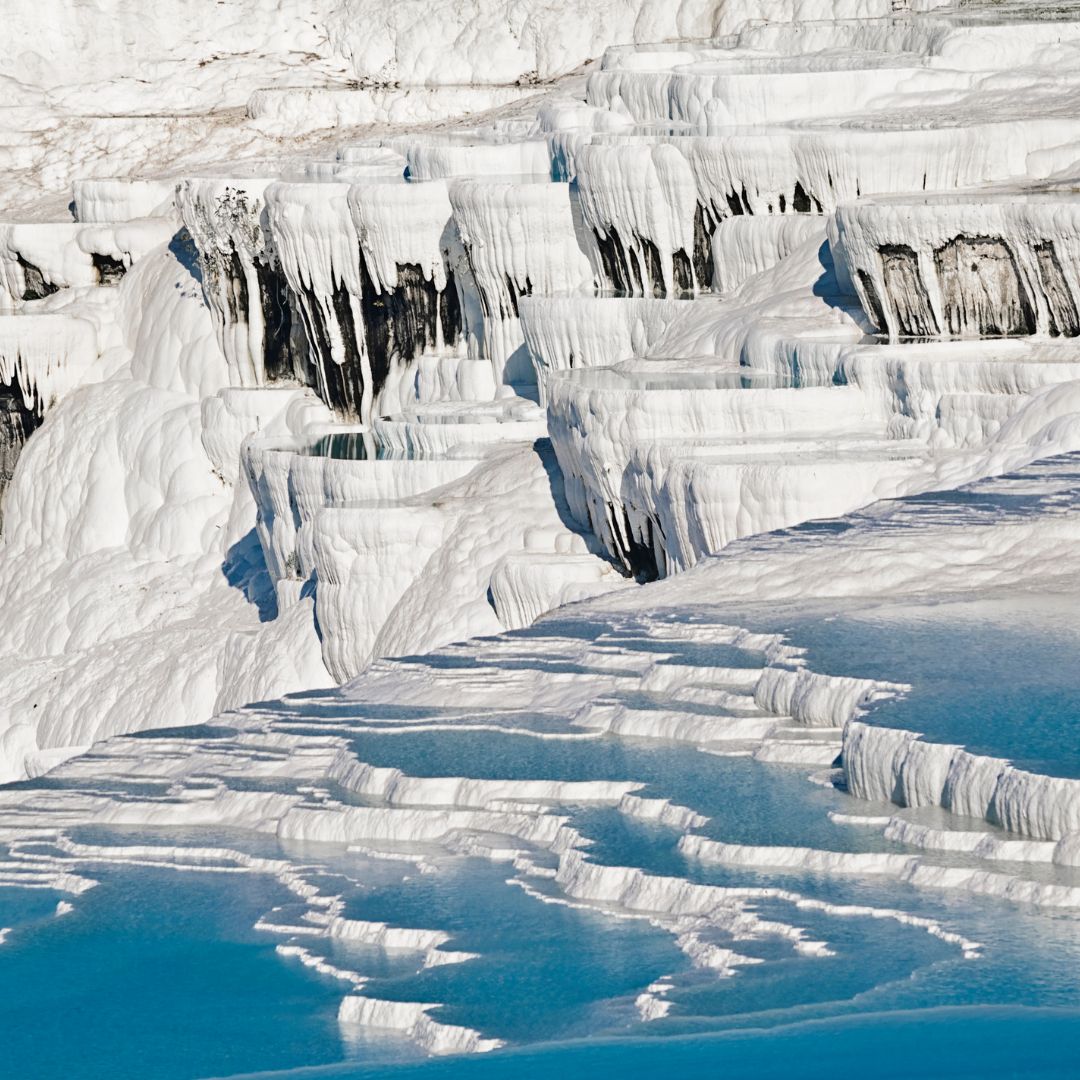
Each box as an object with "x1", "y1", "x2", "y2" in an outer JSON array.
[
  {"x1": 855, "y1": 269, "x2": 889, "y2": 334},
  {"x1": 617, "y1": 506, "x2": 659, "y2": 582},
  {"x1": 255, "y1": 261, "x2": 301, "y2": 382},
  {"x1": 91, "y1": 253, "x2": 127, "y2": 286},
  {"x1": 693, "y1": 202, "x2": 715, "y2": 290},
  {"x1": 0, "y1": 386, "x2": 39, "y2": 533},
  {"x1": 792, "y1": 182, "x2": 812, "y2": 214},
  {"x1": 359, "y1": 256, "x2": 463, "y2": 394},
  {"x1": 296, "y1": 256, "x2": 466, "y2": 422},
  {"x1": 593, "y1": 226, "x2": 682, "y2": 297},
  {"x1": 293, "y1": 279, "x2": 362, "y2": 419},
  {"x1": 1034, "y1": 241, "x2": 1079, "y2": 338},
  {"x1": 639, "y1": 235, "x2": 666, "y2": 297},
  {"x1": 672, "y1": 249, "x2": 694, "y2": 295},
  {"x1": 17, "y1": 256, "x2": 59, "y2": 301},
  {"x1": 593, "y1": 226, "x2": 639, "y2": 295}
]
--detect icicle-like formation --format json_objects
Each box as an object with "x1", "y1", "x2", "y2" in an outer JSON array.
[
  {"x1": 487, "y1": 546, "x2": 627, "y2": 629},
  {"x1": 349, "y1": 183, "x2": 452, "y2": 291},
  {"x1": 547, "y1": 319, "x2": 1080, "y2": 575},
  {"x1": 0, "y1": 314, "x2": 100, "y2": 522},
  {"x1": 547, "y1": 363, "x2": 886, "y2": 577},
  {"x1": 0, "y1": 314, "x2": 100, "y2": 419},
  {"x1": 833, "y1": 192, "x2": 1080, "y2": 340},
  {"x1": 567, "y1": 119, "x2": 1080, "y2": 296},
  {"x1": 574, "y1": 140, "x2": 702, "y2": 296},
  {"x1": 313, "y1": 503, "x2": 451, "y2": 681},
  {"x1": 176, "y1": 177, "x2": 305, "y2": 388},
  {"x1": 621, "y1": 437, "x2": 930, "y2": 575},
  {"x1": 748, "y1": 333, "x2": 1080, "y2": 446},
  {"x1": 448, "y1": 178, "x2": 595, "y2": 386},
  {"x1": 264, "y1": 180, "x2": 368, "y2": 414},
  {"x1": 519, "y1": 294, "x2": 688, "y2": 400},
  {"x1": 242, "y1": 429, "x2": 476, "y2": 604},
  {"x1": 712, "y1": 215, "x2": 827, "y2": 293},
  {"x1": 0, "y1": 393, "x2": 35, "y2": 532},
  {"x1": 347, "y1": 180, "x2": 479, "y2": 411},
  {"x1": 263, "y1": 179, "x2": 482, "y2": 421}
]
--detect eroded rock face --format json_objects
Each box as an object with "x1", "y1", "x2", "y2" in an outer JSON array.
[
  {"x1": 91, "y1": 252, "x2": 127, "y2": 287},
  {"x1": 934, "y1": 235, "x2": 1036, "y2": 338},
  {"x1": 1035, "y1": 241, "x2": 1080, "y2": 338},
  {"x1": 16, "y1": 256, "x2": 59, "y2": 301},
  {"x1": 0, "y1": 390, "x2": 37, "y2": 532},
  {"x1": 358, "y1": 259, "x2": 463, "y2": 393},
  {"x1": 691, "y1": 202, "x2": 716, "y2": 290},
  {"x1": 291, "y1": 273, "x2": 363, "y2": 416},
  {"x1": 611, "y1": 503, "x2": 661, "y2": 582},
  {"x1": 880, "y1": 244, "x2": 939, "y2": 338},
  {"x1": 253, "y1": 259, "x2": 303, "y2": 383},
  {"x1": 589, "y1": 225, "x2": 699, "y2": 298},
  {"x1": 296, "y1": 256, "x2": 466, "y2": 421},
  {"x1": 178, "y1": 182, "x2": 309, "y2": 388},
  {"x1": 592, "y1": 225, "x2": 661, "y2": 297},
  {"x1": 855, "y1": 268, "x2": 889, "y2": 333},
  {"x1": 834, "y1": 197, "x2": 1080, "y2": 341},
  {"x1": 292, "y1": 263, "x2": 462, "y2": 420}
]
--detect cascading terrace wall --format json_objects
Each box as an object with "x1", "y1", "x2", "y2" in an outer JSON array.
[{"x1": 179, "y1": 166, "x2": 603, "y2": 423}]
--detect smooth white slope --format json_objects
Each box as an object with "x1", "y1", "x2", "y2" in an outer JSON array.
[{"x1": 0, "y1": 242, "x2": 331, "y2": 781}]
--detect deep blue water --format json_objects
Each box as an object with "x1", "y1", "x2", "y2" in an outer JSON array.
[
  {"x1": 5, "y1": 836, "x2": 1080, "y2": 1080},
  {"x1": 228, "y1": 1007, "x2": 1080, "y2": 1079},
  {"x1": 0, "y1": 866, "x2": 345, "y2": 1079}
]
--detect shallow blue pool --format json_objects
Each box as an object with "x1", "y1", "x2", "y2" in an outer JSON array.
[{"x1": 741, "y1": 590, "x2": 1080, "y2": 777}]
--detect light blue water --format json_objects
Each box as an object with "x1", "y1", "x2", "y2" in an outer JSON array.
[
  {"x1": 316, "y1": 728, "x2": 866, "y2": 853},
  {"x1": 333, "y1": 856, "x2": 678, "y2": 1045},
  {"x1": 739, "y1": 590, "x2": 1080, "y2": 777},
  {"x1": 5, "y1": 703, "x2": 1080, "y2": 1080},
  {"x1": 5, "y1": 523, "x2": 1080, "y2": 1075},
  {"x1": 5, "y1": 815, "x2": 1080, "y2": 1080}
]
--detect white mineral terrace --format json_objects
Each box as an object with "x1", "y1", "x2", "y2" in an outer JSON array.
[
  {"x1": 833, "y1": 190, "x2": 1080, "y2": 339},
  {"x1": 0, "y1": 218, "x2": 176, "y2": 307},
  {"x1": 72, "y1": 178, "x2": 179, "y2": 224},
  {"x1": 3, "y1": 0, "x2": 1080, "y2": 1064}
]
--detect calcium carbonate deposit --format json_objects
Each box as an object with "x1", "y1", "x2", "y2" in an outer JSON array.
[{"x1": 3, "y1": 1, "x2": 1080, "y2": 1077}]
